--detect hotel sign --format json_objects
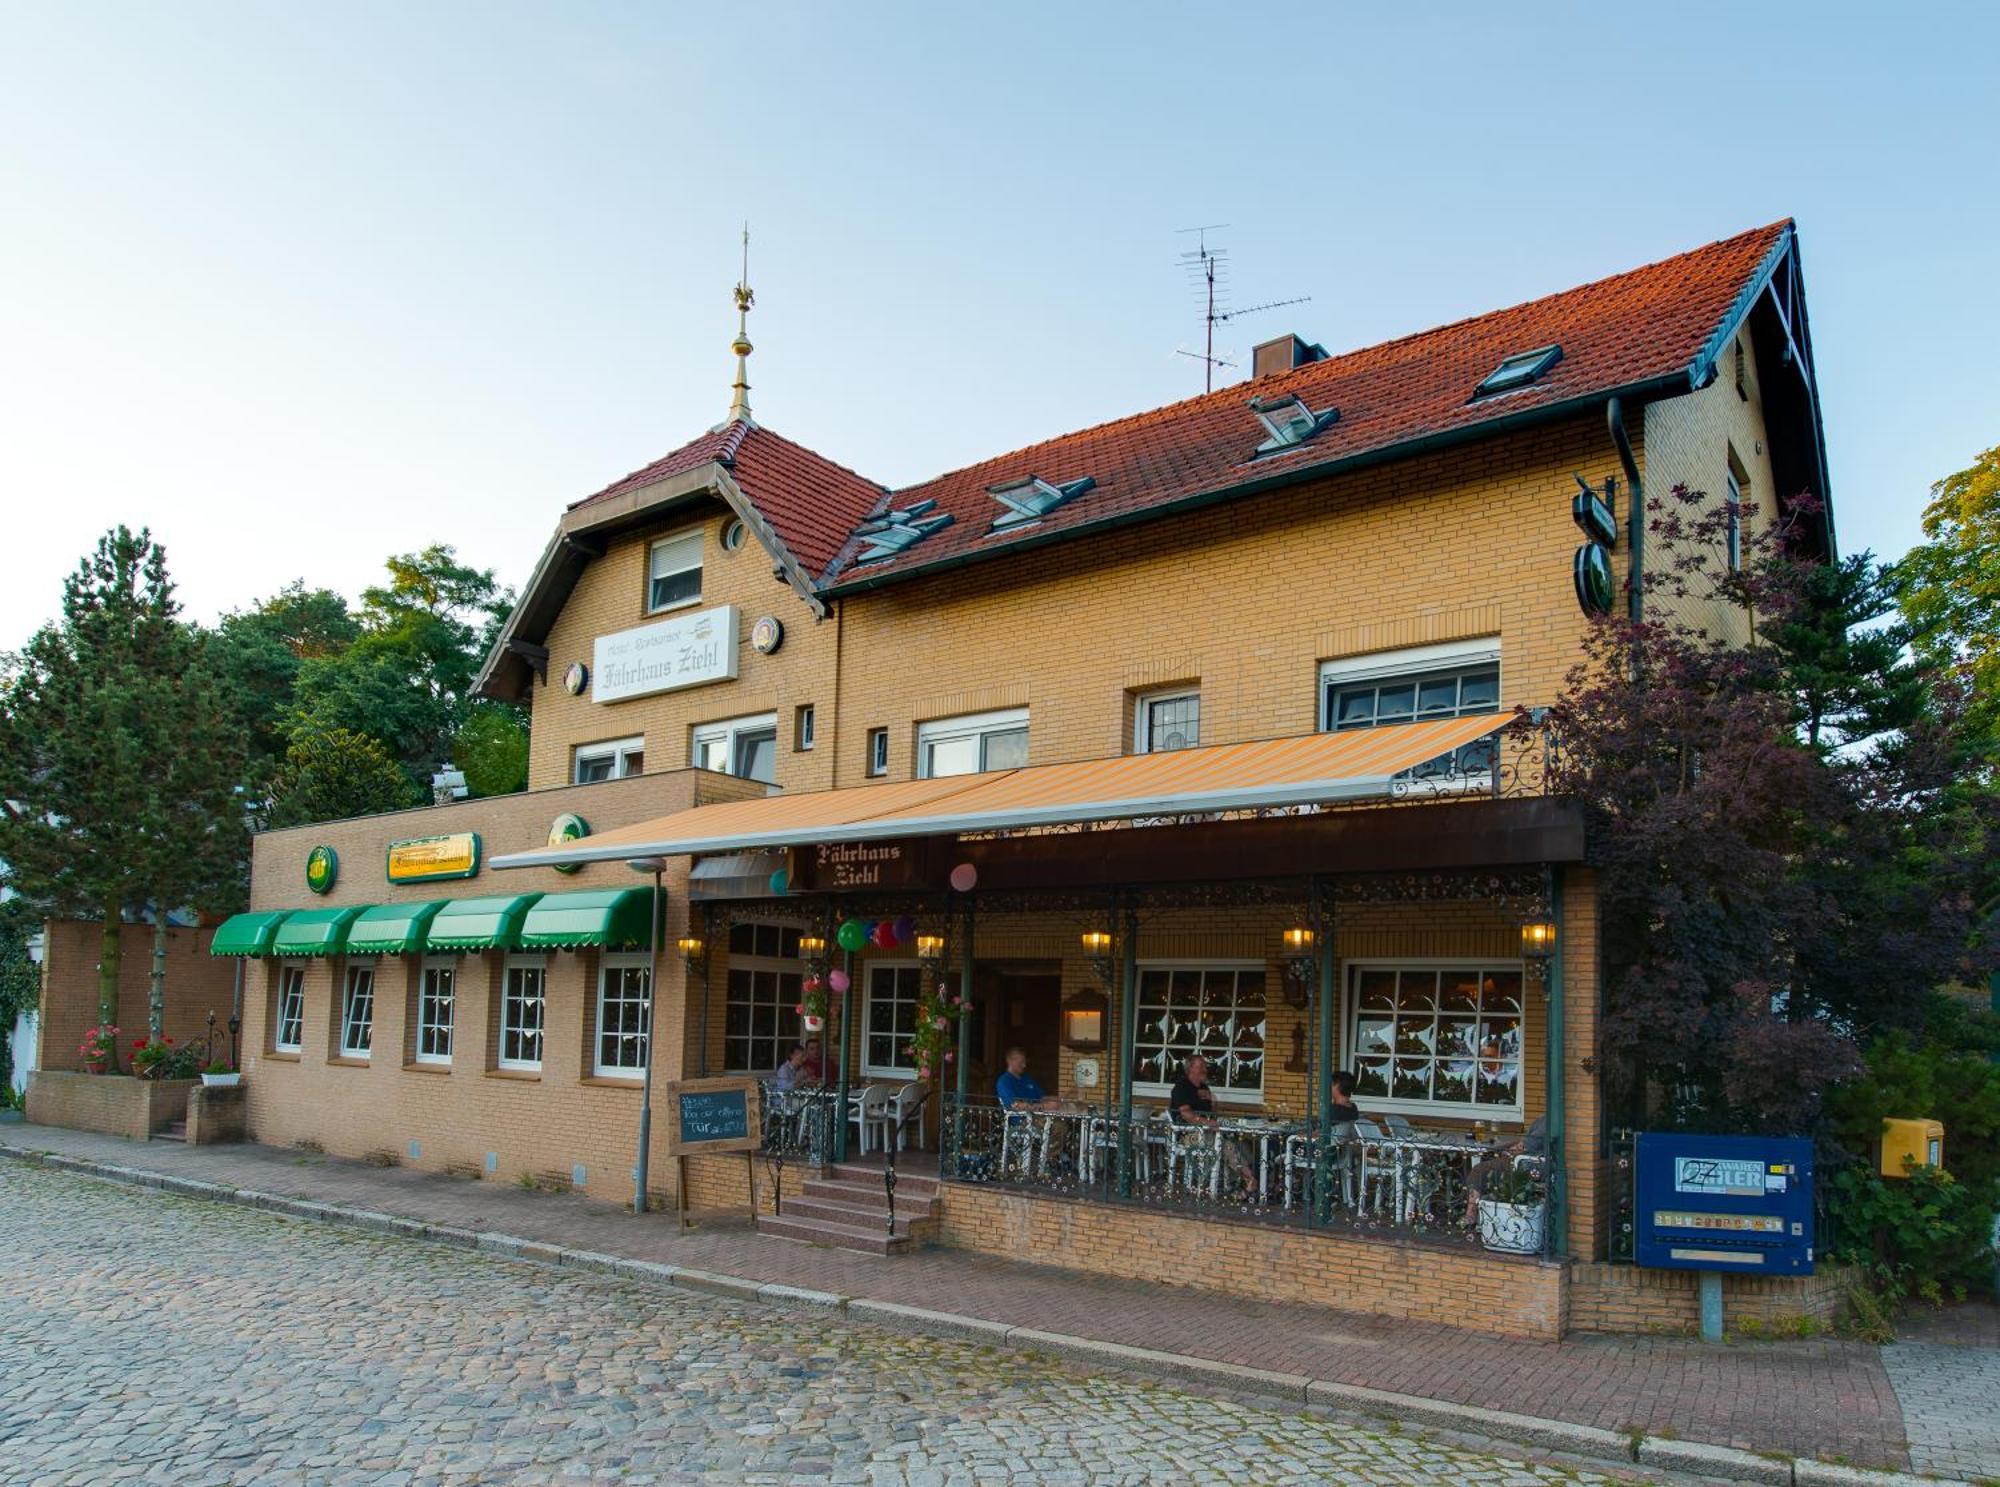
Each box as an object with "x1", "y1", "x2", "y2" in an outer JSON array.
[
  {"x1": 813, "y1": 839, "x2": 924, "y2": 890},
  {"x1": 592, "y1": 605, "x2": 739, "y2": 704},
  {"x1": 387, "y1": 832, "x2": 482, "y2": 884}
]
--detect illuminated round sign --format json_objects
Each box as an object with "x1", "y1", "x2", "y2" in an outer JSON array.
[
  {"x1": 305, "y1": 845, "x2": 339, "y2": 895},
  {"x1": 1573, "y1": 543, "x2": 1614, "y2": 616},
  {"x1": 750, "y1": 615, "x2": 784, "y2": 655},
  {"x1": 563, "y1": 661, "x2": 589, "y2": 696},
  {"x1": 547, "y1": 813, "x2": 590, "y2": 875}
]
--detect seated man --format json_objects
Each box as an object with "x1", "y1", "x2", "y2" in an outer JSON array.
[
  {"x1": 1167, "y1": 1055, "x2": 1255, "y2": 1193},
  {"x1": 772, "y1": 1043, "x2": 808, "y2": 1092},
  {"x1": 1463, "y1": 1115, "x2": 1548, "y2": 1224},
  {"x1": 995, "y1": 1047, "x2": 1059, "y2": 1110},
  {"x1": 801, "y1": 1037, "x2": 826, "y2": 1085},
  {"x1": 1327, "y1": 1068, "x2": 1361, "y2": 1126}
]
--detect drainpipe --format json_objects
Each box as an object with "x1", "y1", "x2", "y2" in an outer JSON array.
[
  {"x1": 1607, "y1": 398, "x2": 1643, "y2": 625},
  {"x1": 1115, "y1": 907, "x2": 1139, "y2": 1199},
  {"x1": 1315, "y1": 882, "x2": 1337, "y2": 1223}
]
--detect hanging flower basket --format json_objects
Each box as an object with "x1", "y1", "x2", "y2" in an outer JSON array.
[{"x1": 800, "y1": 1014, "x2": 824, "y2": 1033}]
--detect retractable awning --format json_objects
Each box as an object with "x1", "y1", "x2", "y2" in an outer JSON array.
[
  {"x1": 210, "y1": 910, "x2": 293, "y2": 957},
  {"x1": 269, "y1": 906, "x2": 367, "y2": 957},
  {"x1": 425, "y1": 893, "x2": 543, "y2": 952},
  {"x1": 518, "y1": 888, "x2": 657, "y2": 950},
  {"x1": 493, "y1": 714, "x2": 1513, "y2": 871},
  {"x1": 346, "y1": 900, "x2": 448, "y2": 956}
]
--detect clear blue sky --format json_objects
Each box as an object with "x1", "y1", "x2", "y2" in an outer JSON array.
[{"x1": 2, "y1": 3, "x2": 1995, "y2": 647}]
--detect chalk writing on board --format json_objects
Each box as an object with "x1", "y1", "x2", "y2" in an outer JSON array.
[{"x1": 678, "y1": 1088, "x2": 749, "y2": 1144}]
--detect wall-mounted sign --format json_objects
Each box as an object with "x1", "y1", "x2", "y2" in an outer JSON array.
[
  {"x1": 592, "y1": 604, "x2": 739, "y2": 704},
  {"x1": 1571, "y1": 489, "x2": 1618, "y2": 548},
  {"x1": 812, "y1": 839, "x2": 925, "y2": 890},
  {"x1": 305, "y1": 845, "x2": 339, "y2": 895},
  {"x1": 563, "y1": 661, "x2": 589, "y2": 696},
  {"x1": 1573, "y1": 544, "x2": 1614, "y2": 616},
  {"x1": 387, "y1": 831, "x2": 482, "y2": 884},
  {"x1": 547, "y1": 813, "x2": 590, "y2": 875},
  {"x1": 750, "y1": 614, "x2": 784, "y2": 655}
]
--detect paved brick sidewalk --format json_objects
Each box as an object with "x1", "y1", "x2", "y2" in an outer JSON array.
[{"x1": 0, "y1": 1123, "x2": 1930, "y2": 1474}]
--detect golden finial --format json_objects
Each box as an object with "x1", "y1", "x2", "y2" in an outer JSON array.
[{"x1": 728, "y1": 222, "x2": 754, "y2": 422}]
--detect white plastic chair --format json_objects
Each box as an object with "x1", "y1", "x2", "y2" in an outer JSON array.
[
  {"x1": 886, "y1": 1082, "x2": 930, "y2": 1152},
  {"x1": 1352, "y1": 1118, "x2": 1397, "y2": 1213},
  {"x1": 1164, "y1": 1121, "x2": 1217, "y2": 1196},
  {"x1": 848, "y1": 1084, "x2": 890, "y2": 1155},
  {"x1": 999, "y1": 1108, "x2": 1039, "y2": 1177}
]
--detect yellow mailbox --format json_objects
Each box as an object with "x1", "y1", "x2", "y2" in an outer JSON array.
[{"x1": 1880, "y1": 1118, "x2": 1944, "y2": 1178}]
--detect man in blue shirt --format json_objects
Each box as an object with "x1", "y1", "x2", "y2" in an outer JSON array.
[{"x1": 995, "y1": 1047, "x2": 1059, "y2": 1110}]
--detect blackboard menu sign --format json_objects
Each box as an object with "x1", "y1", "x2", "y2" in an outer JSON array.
[{"x1": 665, "y1": 1077, "x2": 760, "y2": 1155}]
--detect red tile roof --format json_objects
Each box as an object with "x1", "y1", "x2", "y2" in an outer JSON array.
[
  {"x1": 823, "y1": 219, "x2": 1794, "y2": 588},
  {"x1": 568, "y1": 421, "x2": 884, "y2": 578}
]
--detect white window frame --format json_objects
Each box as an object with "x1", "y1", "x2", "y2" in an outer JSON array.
[
  {"x1": 867, "y1": 727, "x2": 889, "y2": 776},
  {"x1": 1134, "y1": 688, "x2": 1201, "y2": 754},
  {"x1": 594, "y1": 952, "x2": 652, "y2": 1078},
  {"x1": 1725, "y1": 465, "x2": 1744, "y2": 572},
  {"x1": 723, "y1": 922, "x2": 805, "y2": 1074},
  {"x1": 1130, "y1": 959, "x2": 1266, "y2": 1106},
  {"x1": 499, "y1": 955, "x2": 547, "y2": 1072},
  {"x1": 1319, "y1": 638, "x2": 1501, "y2": 794},
  {"x1": 796, "y1": 704, "x2": 815, "y2": 752},
  {"x1": 274, "y1": 965, "x2": 306, "y2": 1053},
  {"x1": 573, "y1": 735, "x2": 645, "y2": 784},
  {"x1": 916, "y1": 707, "x2": 1030, "y2": 779},
  {"x1": 646, "y1": 529, "x2": 703, "y2": 614},
  {"x1": 338, "y1": 964, "x2": 375, "y2": 1059},
  {"x1": 1344, "y1": 958, "x2": 1526, "y2": 1120},
  {"x1": 415, "y1": 956, "x2": 457, "y2": 1066},
  {"x1": 861, "y1": 960, "x2": 925, "y2": 1078},
  {"x1": 690, "y1": 712, "x2": 780, "y2": 783}
]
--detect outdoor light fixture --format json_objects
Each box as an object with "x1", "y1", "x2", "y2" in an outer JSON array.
[
  {"x1": 1282, "y1": 927, "x2": 1316, "y2": 1008},
  {"x1": 676, "y1": 934, "x2": 705, "y2": 965},
  {"x1": 798, "y1": 934, "x2": 825, "y2": 956},
  {"x1": 1520, "y1": 918, "x2": 1556, "y2": 986},
  {"x1": 1080, "y1": 929, "x2": 1115, "y2": 987},
  {"x1": 915, "y1": 932, "x2": 946, "y2": 971}
]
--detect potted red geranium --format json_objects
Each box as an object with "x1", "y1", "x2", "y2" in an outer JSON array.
[
  {"x1": 130, "y1": 1035, "x2": 174, "y2": 1080},
  {"x1": 78, "y1": 1024, "x2": 119, "y2": 1075}
]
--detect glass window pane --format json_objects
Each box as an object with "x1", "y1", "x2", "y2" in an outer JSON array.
[
  {"x1": 1334, "y1": 688, "x2": 1374, "y2": 728},
  {"x1": 1354, "y1": 1058, "x2": 1391, "y2": 1098},
  {"x1": 736, "y1": 729, "x2": 778, "y2": 784},
  {"x1": 1375, "y1": 684, "x2": 1416, "y2": 723},
  {"x1": 1395, "y1": 971, "x2": 1438, "y2": 1013},
  {"x1": 1458, "y1": 670, "x2": 1499, "y2": 711},
  {"x1": 1392, "y1": 1057, "x2": 1432, "y2": 1100},
  {"x1": 1476, "y1": 1061, "x2": 1520, "y2": 1106},
  {"x1": 1416, "y1": 676, "x2": 1459, "y2": 716},
  {"x1": 981, "y1": 728, "x2": 1029, "y2": 771},
  {"x1": 925, "y1": 735, "x2": 979, "y2": 777}
]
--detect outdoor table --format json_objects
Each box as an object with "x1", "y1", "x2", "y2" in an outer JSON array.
[
  {"x1": 1356, "y1": 1129, "x2": 1499, "y2": 1224},
  {"x1": 1208, "y1": 1117, "x2": 1306, "y2": 1204}
]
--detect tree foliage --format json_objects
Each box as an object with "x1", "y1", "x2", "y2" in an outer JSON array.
[
  {"x1": 452, "y1": 704, "x2": 529, "y2": 797},
  {"x1": 1549, "y1": 487, "x2": 1997, "y2": 1135},
  {"x1": 0, "y1": 528, "x2": 248, "y2": 1019},
  {"x1": 266, "y1": 727, "x2": 420, "y2": 828},
  {"x1": 1896, "y1": 443, "x2": 2000, "y2": 738}
]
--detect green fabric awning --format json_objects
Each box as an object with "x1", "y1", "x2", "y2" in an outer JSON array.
[
  {"x1": 209, "y1": 910, "x2": 293, "y2": 957},
  {"x1": 425, "y1": 893, "x2": 543, "y2": 952},
  {"x1": 518, "y1": 888, "x2": 659, "y2": 950},
  {"x1": 346, "y1": 900, "x2": 448, "y2": 957},
  {"x1": 269, "y1": 906, "x2": 367, "y2": 958}
]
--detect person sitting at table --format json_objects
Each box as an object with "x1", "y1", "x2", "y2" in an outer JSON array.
[
  {"x1": 1327, "y1": 1069, "x2": 1361, "y2": 1126},
  {"x1": 996, "y1": 1048, "x2": 1061, "y2": 1110},
  {"x1": 801, "y1": 1037, "x2": 826, "y2": 1085},
  {"x1": 1462, "y1": 1115, "x2": 1548, "y2": 1224},
  {"x1": 773, "y1": 1043, "x2": 809, "y2": 1092},
  {"x1": 1168, "y1": 1055, "x2": 1255, "y2": 1193}
]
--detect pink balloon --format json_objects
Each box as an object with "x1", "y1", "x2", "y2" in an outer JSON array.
[
  {"x1": 949, "y1": 863, "x2": 978, "y2": 892},
  {"x1": 828, "y1": 968, "x2": 850, "y2": 994}
]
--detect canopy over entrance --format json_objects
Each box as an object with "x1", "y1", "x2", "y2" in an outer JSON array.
[
  {"x1": 493, "y1": 715, "x2": 1513, "y2": 871},
  {"x1": 210, "y1": 910, "x2": 293, "y2": 957},
  {"x1": 518, "y1": 888, "x2": 657, "y2": 950}
]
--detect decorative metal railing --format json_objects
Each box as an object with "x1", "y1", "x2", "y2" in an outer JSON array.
[
  {"x1": 758, "y1": 1083, "x2": 836, "y2": 1215},
  {"x1": 939, "y1": 1093, "x2": 1555, "y2": 1256}
]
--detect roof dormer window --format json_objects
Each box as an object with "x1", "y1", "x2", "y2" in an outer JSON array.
[
  {"x1": 853, "y1": 499, "x2": 954, "y2": 564},
  {"x1": 1473, "y1": 344, "x2": 1562, "y2": 398},
  {"x1": 987, "y1": 475, "x2": 1095, "y2": 531},
  {"x1": 1248, "y1": 393, "x2": 1338, "y2": 454}
]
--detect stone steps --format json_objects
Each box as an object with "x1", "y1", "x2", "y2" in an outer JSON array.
[
  {"x1": 755, "y1": 1213, "x2": 909, "y2": 1255},
  {"x1": 755, "y1": 1159, "x2": 942, "y2": 1254},
  {"x1": 155, "y1": 1122, "x2": 187, "y2": 1144}
]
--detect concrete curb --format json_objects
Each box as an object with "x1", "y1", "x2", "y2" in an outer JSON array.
[{"x1": 1, "y1": 1142, "x2": 1974, "y2": 1487}]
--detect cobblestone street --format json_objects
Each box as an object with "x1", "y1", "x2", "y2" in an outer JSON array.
[{"x1": 0, "y1": 1164, "x2": 1632, "y2": 1485}]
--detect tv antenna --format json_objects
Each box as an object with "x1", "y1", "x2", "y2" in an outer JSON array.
[{"x1": 1176, "y1": 224, "x2": 1310, "y2": 392}]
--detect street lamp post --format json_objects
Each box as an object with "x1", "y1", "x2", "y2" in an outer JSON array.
[{"x1": 627, "y1": 856, "x2": 668, "y2": 1215}]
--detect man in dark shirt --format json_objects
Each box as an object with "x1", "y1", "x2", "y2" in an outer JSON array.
[
  {"x1": 1167, "y1": 1055, "x2": 1254, "y2": 1193},
  {"x1": 1327, "y1": 1069, "x2": 1361, "y2": 1125}
]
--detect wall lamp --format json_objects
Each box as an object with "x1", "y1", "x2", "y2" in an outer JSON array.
[
  {"x1": 1080, "y1": 929, "x2": 1115, "y2": 987},
  {"x1": 1281, "y1": 926, "x2": 1315, "y2": 1008}
]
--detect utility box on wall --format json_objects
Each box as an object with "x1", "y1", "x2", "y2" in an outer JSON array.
[
  {"x1": 1635, "y1": 1132, "x2": 1814, "y2": 1275},
  {"x1": 1879, "y1": 1117, "x2": 1944, "y2": 1178}
]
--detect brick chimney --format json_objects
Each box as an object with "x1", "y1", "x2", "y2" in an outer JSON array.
[{"x1": 1252, "y1": 333, "x2": 1328, "y2": 379}]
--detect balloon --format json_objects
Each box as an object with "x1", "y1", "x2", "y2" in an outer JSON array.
[
  {"x1": 872, "y1": 922, "x2": 897, "y2": 949},
  {"x1": 949, "y1": 863, "x2": 978, "y2": 892},
  {"x1": 892, "y1": 915, "x2": 916, "y2": 942},
  {"x1": 828, "y1": 968, "x2": 850, "y2": 994},
  {"x1": 837, "y1": 919, "x2": 866, "y2": 952},
  {"x1": 768, "y1": 868, "x2": 789, "y2": 896}
]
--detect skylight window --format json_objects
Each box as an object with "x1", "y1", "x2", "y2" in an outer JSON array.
[
  {"x1": 1248, "y1": 393, "x2": 1338, "y2": 454},
  {"x1": 853, "y1": 499, "x2": 954, "y2": 564},
  {"x1": 987, "y1": 475, "x2": 1095, "y2": 531},
  {"x1": 1473, "y1": 344, "x2": 1562, "y2": 398}
]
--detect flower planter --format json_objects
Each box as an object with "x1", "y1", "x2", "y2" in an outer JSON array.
[
  {"x1": 200, "y1": 1072, "x2": 242, "y2": 1089},
  {"x1": 801, "y1": 1014, "x2": 824, "y2": 1032},
  {"x1": 1477, "y1": 1196, "x2": 1547, "y2": 1255}
]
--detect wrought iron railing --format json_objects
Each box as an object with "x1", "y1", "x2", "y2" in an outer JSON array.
[
  {"x1": 757, "y1": 1082, "x2": 836, "y2": 1215},
  {"x1": 939, "y1": 1093, "x2": 1555, "y2": 1256}
]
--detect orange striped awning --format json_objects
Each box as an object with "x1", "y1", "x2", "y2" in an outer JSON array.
[{"x1": 492, "y1": 714, "x2": 1511, "y2": 870}]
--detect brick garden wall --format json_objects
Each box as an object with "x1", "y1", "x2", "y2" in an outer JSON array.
[
  {"x1": 1568, "y1": 1260, "x2": 1856, "y2": 1335},
  {"x1": 37, "y1": 919, "x2": 238, "y2": 1076}
]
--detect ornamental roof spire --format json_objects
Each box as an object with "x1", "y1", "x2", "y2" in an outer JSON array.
[{"x1": 727, "y1": 222, "x2": 755, "y2": 424}]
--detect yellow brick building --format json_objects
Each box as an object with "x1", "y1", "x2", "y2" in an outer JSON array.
[{"x1": 223, "y1": 219, "x2": 1833, "y2": 1337}]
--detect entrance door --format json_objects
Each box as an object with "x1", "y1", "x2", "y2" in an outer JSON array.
[{"x1": 970, "y1": 962, "x2": 1063, "y2": 1101}]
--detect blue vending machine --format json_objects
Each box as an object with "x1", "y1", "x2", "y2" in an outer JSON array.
[{"x1": 1635, "y1": 1132, "x2": 1814, "y2": 1275}]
